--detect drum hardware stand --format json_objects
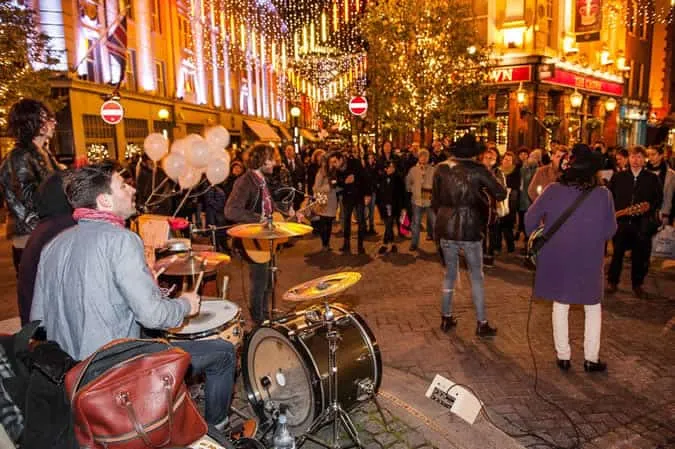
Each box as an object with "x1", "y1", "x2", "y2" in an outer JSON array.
[
  {"x1": 265, "y1": 215, "x2": 282, "y2": 320},
  {"x1": 355, "y1": 380, "x2": 390, "y2": 432},
  {"x1": 298, "y1": 302, "x2": 363, "y2": 449}
]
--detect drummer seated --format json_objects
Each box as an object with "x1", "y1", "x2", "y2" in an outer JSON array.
[{"x1": 30, "y1": 162, "x2": 236, "y2": 431}]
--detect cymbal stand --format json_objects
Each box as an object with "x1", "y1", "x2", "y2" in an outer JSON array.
[
  {"x1": 266, "y1": 215, "x2": 280, "y2": 319},
  {"x1": 299, "y1": 302, "x2": 362, "y2": 449}
]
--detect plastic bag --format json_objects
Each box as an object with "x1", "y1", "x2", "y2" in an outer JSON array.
[
  {"x1": 652, "y1": 225, "x2": 675, "y2": 260},
  {"x1": 399, "y1": 211, "x2": 411, "y2": 237}
]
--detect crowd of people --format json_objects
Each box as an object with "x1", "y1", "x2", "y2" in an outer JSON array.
[{"x1": 0, "y1": 98, "x2": 674, "y2": 446}]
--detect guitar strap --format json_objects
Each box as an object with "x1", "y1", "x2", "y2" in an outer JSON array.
[{"x1": 540, "y1": 188, "x2": 595, "y2": 244}]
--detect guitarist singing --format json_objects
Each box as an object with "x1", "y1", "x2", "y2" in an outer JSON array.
[
  {"x1": 607, "y1": 145, "x2": 663, "y2": 299},
  {"x1": 225, "y1": 144, "x2": 284, "y2": 324}
]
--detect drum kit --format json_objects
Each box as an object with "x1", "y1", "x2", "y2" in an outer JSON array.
[{"x1": 146, "y1": 218, "x2": 382, "y2": 448}]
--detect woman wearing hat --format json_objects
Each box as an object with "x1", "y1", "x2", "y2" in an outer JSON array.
[{"x1": 525, "y1": 144, "x2": 617, "y2": 373}]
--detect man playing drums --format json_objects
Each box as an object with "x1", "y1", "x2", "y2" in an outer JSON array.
[{"x1": 30, "y1": 162, "x2": 236, "y2": 431}]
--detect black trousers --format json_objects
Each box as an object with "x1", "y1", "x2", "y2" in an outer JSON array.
[
  {"x1": 608, "y1": 223, "x2": 652, "y2": 288},
  {"x1": 12, "y1": 245, "x2": 23, "y2": 274},
  {"x1": 378, "y1": 204, "x2": 395, "y2": 244},
  {"x1": 498, "y1": 216, "x2": 516, "y2": 252},
  {"x1": 317, "y1": 216, "x2": 334, "y2": 248},
  {"x1": 342, "y1": 201, "x2": 366, "y2": 249}
]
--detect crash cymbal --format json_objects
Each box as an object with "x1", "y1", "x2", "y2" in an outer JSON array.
[
  {"x1": 227, "y1": 222, "x2": 313, "y2": 240},
  {"x1": 282, "y1": 272, "x2": 362, "y2": 302},
  {"x1": 155, "y1": 251, "x2": 230, "y2": 276}
]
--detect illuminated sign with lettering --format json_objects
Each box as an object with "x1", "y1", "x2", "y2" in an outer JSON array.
[
  {"x1": 540, "y1": 68, "x2": 623, "y2": 96},
  {"x1": 486, "y1": 65, "x2": 532, "y2": 84}
]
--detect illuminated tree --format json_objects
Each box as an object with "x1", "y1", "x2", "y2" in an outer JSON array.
[
  {"x1": 0, "y1": 0, "x2": 60, "y2": 129},
  {"x1": 361, "y1": 0, "x2": 492, "y2": 142}
]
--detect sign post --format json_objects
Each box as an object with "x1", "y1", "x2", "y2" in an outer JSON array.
[{"x1": 100, "y1": 100, "x2": 124, "y2": 125}]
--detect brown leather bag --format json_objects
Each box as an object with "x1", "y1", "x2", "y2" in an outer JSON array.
[{"x1": 65, "y1": 339, "x2": 207, "y2": 449}]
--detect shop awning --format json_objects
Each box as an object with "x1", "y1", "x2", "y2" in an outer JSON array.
[
  {"x1": 244, "y1": 120, "x2": 281, "y2": 142},
  {"x1": 276, "y1": 125, "x2": 292, "y2": 141},
  {"x1": 300, "y1": 129, "x2": 319, "y2": 142}
]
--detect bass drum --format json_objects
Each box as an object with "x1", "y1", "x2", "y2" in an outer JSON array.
[{"x1": 242, "y1": 303, "x2": 382, "y2": 435}]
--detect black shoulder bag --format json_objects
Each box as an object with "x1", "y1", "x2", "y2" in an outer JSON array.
[{"x1": 526, "y1": 188, "x2": 595, "y2": 268}]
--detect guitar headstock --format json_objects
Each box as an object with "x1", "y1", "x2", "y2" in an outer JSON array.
[{"x1": 627, "y1": 202, "x2": 650, "y2": 216}]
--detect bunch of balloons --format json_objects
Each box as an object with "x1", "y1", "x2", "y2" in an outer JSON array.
[{"x1": 143, "y1": 126, "x2": 232, "y2": 190}]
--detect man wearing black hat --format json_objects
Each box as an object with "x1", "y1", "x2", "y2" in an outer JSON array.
[{"x1": 432, "y1": 134, "x2": 507, "y2": 336}]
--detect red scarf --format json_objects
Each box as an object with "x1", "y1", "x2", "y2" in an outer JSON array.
[{"x1": 73, "y1": 208, "x2": 126, "y2": 228}]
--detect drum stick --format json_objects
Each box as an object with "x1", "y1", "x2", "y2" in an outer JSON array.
[
  {"x1": 221, "y1": 276, "x2": 230, "y2": 301},
  {"x1": 154, "y1": 266, "x2": 167, "y2": 279},
  {"x1": 192, "y1": 270, "x2": 205, "y2": 293},
  {"x1": 154, "y1": 255, "x2": 178, "y2": 279}
]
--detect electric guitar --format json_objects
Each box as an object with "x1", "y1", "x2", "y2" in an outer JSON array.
[
  {"x1": 237, "y1": 193, "x2": 327, "y2": 264},
  {"x1": 615, "y1": 202, "x2": 650, "y2": 218}
]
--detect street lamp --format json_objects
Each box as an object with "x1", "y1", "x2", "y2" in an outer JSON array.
[
  {"x1": 516, "y1": 82, "x2": 528, "y2": 106},
  {"x1": 604, "y1": 97, "x2": 617, "y2": 112},
  {"x1": 290, "y1": 106, "x2": 301, "y2": 153},
  {"x1": 570, "y1": 89, "x2": 583, "y2": 142}
]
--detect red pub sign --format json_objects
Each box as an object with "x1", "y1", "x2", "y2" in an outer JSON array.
[
  {"x1": 486, "y1": 65, "x2": 532, "y2": 84},
  {"x1": 540, "y1": 67, "x2": 623, "y2": 96}
]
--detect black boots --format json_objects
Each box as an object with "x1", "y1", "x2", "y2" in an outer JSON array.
[
  {"x1": 440, "y1": 316, "x2": 457, "y2": 332},
  {"x1": 476, "y1": 321, "x2": 497, "y2": 337},
  {"x1": 583, "y1": 360, "x2": 607, "y2": 372}
]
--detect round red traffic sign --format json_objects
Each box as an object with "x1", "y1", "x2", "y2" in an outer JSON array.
[
  {"x1": 100, "y1": 100, "x2": 124, "y2": 125},
  {"x1": 349, "y1": 96, "x2": 368, "y2": 116}
]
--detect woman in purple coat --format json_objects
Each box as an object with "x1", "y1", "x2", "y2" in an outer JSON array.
[{"x1": 525, "y1": 145, "x2": 617, "y2": 373}]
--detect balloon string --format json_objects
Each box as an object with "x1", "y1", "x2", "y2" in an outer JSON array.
[
  {"x1": 172, "y1": 187, "x2": 193, "y2": 218},
  {"x1": 143, "y1": 176, "x2": 171, "y2": 209}
]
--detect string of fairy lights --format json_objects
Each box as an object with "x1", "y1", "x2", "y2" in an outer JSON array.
[{"x1": 194, "y1": 0, "x2": 367, "y2": 117}]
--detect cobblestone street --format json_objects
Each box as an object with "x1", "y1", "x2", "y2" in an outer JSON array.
[{"x1": 0, "y1": 224, "x2": 673, "y2": 449}]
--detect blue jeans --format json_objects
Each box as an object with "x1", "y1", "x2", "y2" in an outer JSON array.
[
  {"x1": 440, "y1": 239, "x2": 486, "y2": 322},
  {"x1": 411, "y1": 204, "x2": 435, "y2": 247},
  {"x1": 174, "y1": 339, "x2": 236, "y2": 426}
]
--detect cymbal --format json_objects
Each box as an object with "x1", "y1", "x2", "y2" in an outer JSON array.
[
  {"x1": 282, "y1": 272, "x2": 362, "y2": 302},
  {"x1": 155, "y1": 251, "x2": 230, "y2": 276},
  {"x1": 228, "y1": 222, "x2": 313, "y2": 240}
]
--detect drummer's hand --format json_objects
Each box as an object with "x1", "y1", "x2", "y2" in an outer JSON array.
[{"x1": 182, "y1": 291, "x2": 201, "y2": 317}]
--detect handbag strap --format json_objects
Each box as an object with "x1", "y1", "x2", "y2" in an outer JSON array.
[{"x1": 541, "y1": 188, "x2": 595, "y2": 243}]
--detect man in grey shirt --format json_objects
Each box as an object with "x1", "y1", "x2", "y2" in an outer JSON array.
[{"x1": 31, "y1": 162, "x2": 235, "y2": 429}]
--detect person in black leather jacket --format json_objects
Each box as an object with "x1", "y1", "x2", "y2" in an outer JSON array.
[
  {"x1": 0, "y1": 99, "x2": 61, "y2": 272},
  {"x1": 432, "y1": 134, "x2": 506, "y2": 337}
]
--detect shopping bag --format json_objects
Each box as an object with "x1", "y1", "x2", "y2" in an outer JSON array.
[
  {"x1": 399, "y1": 211, "x2": 411, "y2": 237},
  {"x1": 652, "y1": 225, "x2": 675, "y2": 260}
]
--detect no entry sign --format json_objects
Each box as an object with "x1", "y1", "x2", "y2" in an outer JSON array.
[
  {"x1": 349, "y1": 96, "x2": 368, "y2": 116},
  {"x1": 100, "y1": 100, "x2": 124, "y2": 125}
]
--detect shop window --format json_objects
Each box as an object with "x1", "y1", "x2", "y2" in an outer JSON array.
[
  {"x1": 154, "y1": 120, "x2": 173, "y2": 140},
  {"x1": 186, "y1": 124, "x2": 204, "y2": 135},
  {"x1": 84, "y1": 114, "x2": 117, "y2": 160},
  {"x1": 124, "y1": 49, "x2": 138, "y2": 92},
  {"x1": 151, "y1": 0, "x2": 162, "y2": 33},
  {"x1": 84, "y1": 39, "x2": 101, "y2": 83},
  {"x1": 119, "y1": 0, "x2": 134, "y2": 20},
  {"x1": 124, "y1": 118, "x2": 149, "y2": 140},
  {"x1": 155, "y1": 61, "x2": 166, "y2": 97},
  {"x1": 546, "y1": 0, "x2": 554, "y2": 48}
]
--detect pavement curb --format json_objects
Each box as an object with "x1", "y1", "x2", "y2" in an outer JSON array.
[{"x1": 379, "y1": 366, "x2": 526, "y2": 449}]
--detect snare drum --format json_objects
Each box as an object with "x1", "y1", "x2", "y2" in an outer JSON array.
[
  {"x1": 164, "y1": 299, "x2": 243, "y2": 347},
  {"x1": 242, "y1": 303, "x2": 382, "y2": 436}
]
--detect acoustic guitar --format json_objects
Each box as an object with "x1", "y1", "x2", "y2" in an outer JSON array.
[
  {"x1": 615, "y1": 202, "x2": 650, "y2": 218},
  {"x1": 237, "y1": 193, "x2": 327, "y2": 264}
]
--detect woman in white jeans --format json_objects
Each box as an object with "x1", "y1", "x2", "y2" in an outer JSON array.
[{"x1": 525, "y1": 144, "x2": 617, "y2": 372}]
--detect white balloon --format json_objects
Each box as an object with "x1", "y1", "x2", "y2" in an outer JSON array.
[
  {"x1": 178, "y1": 167, "x2": 202, "y2": 190},
  {"x1": 206, "y1": 152, "x2": 230, "y2": 185},
  {"x1": 143, "y1": 133, "x2": 169, "y2": 161},
  {"x1": 162, "y1": 153, "x2": 187, "y2": 181},
  {"x1": 171, "y1": 138, "x2": 189, "y2": 157},
  {"x1": 205, "y1": 126, "x2": 230, "y2": 150},
  {"x1": 186, "y1": 135, "x2": 210, "y2": 169}
]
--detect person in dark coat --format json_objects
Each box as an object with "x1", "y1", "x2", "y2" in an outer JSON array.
[
  {"x1": 335, "y1": 152, "x2": 371, "y2": 254},
  {"x1": 432, "y1": 134, "x2": 506, "y2": 336},
  {"x1": 282, "y1": 144, "x2": 306, "y2": 211},
  {"x1": 525, "y1": 144, "x2": 617, "y2": 373},
  {"x1": 606, "y1": 145, "x2": 663, "y2": 299},
  {"x1": 497, "y1": 151, "x2": 520, "y2": 253},
  {"x1": 364, "y1": 153, "x2": 379, "y2": 235},
  {"x1": 376, "y1": 161, "x2": 404, "y2": 254},
  {"x1": 17, "y1": 172, "x2": 75, "y2": 325}
]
